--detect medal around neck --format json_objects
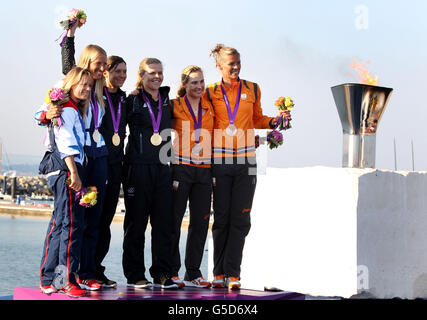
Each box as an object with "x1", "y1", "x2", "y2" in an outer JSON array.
[
  {"x1": 93, "y1": 129, "x2": 101, "y2": 143},
  {"x1": 226, "y1": 124, "x2": 237, "y2": 136},
  {"x1": 112, "y1": 133, "x2": 120, "y2": 146},
  {"x1": 192, "y1": 143, "x2": 203, "y2": 157},
  {"x1": 141, "y1": 90, "x2": 163, "y2": 147},
  {"x1": 220, "y1": 82, "x2": 242, "y2": 137},
  {"x1": 104, "y1": 87, "x2": 122, "y2": 147},
  {"x1": 150, "y1": 133, "x2": 162, "y2": 146}
]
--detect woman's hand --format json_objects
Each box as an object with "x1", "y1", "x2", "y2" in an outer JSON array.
[
  {"x1": 69, "y1": 171, "x2": 82, "y2": 192},
  {"x1": 45, "y1": 105, "x2": 63, "y2": 120},
  {"x1": 67, "y1": 21, "x2": 79, "y2": 37}
]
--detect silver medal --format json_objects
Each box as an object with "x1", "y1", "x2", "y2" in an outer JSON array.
[
  {"x1": 93, "y1": 129, "x2": 101, "y2": 143},
  {"x1": 192, "y1": 143, "x2": 203, "y2": 156},
  {"x1": 226, "y1": 124, "x2": 237, "y2": 136}
]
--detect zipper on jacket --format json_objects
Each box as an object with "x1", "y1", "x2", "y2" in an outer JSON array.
[{"x1": 139, "y1": 133, "x2": 143, "y2": 154}]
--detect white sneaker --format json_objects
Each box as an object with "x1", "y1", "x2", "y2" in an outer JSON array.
[
  {"x1": 171, "y1": 276, "x2": 185, "y2": 288},
  {"x1": 185, "y1": 276, "x2": 211, "y2": 288},
  {"x1": 225, "y1": 277, "x2": 241, "y2": 290}
]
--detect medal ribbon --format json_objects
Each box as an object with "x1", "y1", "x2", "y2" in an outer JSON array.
[
  {"x1": 184, "y1": 96, "x2": 203, "y2": 144},
  {"x1": 220, "y1": 81, "x2": 242, "y2": 126},
  {"x1": 141, "y1": 90, "x2": 162, "y2": 134},
  {"x1": 91, "y1": 94, "x2": 100, "y2": 131},
  {"x1": 104, "y1": 88, "x2": 122, "y2": 134}
]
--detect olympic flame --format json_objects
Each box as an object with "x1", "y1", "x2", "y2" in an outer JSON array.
[{"x1": 350, "y1": 59, "x2": 378, "y2": 86}]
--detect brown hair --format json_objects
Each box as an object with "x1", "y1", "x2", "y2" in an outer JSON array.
[
  {"x1": 61, "y1": 67, "x2": 92, "y2": 119},
  {"x1": 107, "y1": 55, "x2": 126, "y2": 72},
  {"x1": 177, "y1": 65, "x2": 203, "y2": 98},
  {"x1": 76, "y1": 44, "x2": 107, "y2": 110},
  {"x1": 136, "y1": 57, "x2": 162, "y2": 89},
  {"x1": 210, "y1": 44, "x2": 240, "y2": 67}
]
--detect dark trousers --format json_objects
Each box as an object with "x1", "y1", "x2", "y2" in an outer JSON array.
[
  {"x1": 78, "y1": 156, "x2": 108, "y2": 280},
  {"x1": 122, "y1": 163, "x2": 174, "y2": 283},
  {"x1": 95, "y1": 162, "x2": 122, "y2": 279},
  {"x1": 170, "y1": 164, "x2": 212, "y2": 280},
  {"x1": 212, "y1": 162, "x2": 257, "y2": 278},
  {"x1": 40, "y1": 169, "x2": 85, "y2": 287}
]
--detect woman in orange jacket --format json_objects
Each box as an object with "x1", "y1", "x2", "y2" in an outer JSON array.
[
  {"x1": 205, "y1": 44, "x2": 284, "y2": 289},
  {"x1": 170, "y1": 65, "x2": 214, "y2": 288}
]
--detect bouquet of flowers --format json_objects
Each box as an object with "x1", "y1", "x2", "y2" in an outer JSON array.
[
  {"x1": 60, "y1": 9, "x2": 87, "y2": 29},
  {"x1": 57, "y1": 9, "x2": 87, "y2": 47},
  {"x1": 266, "y1": 130, "x2": 283, "y2": 149},
  {"x1": 264, "y1": 96, "x2": 294, "y2": 150},
  {"x1": 274, "y1": 96, "x2": 294, "y2": 130},
  {"x1": 75, "y1": 186, "x2": 98, "y2": 208},
  {"x1": 44, "y1": 88, "x2": 68, "y2": 127}
]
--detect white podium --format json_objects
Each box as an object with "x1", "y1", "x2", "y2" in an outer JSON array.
[{"x1": 209, "y1": 166, "x2": 427, "y2": 299}]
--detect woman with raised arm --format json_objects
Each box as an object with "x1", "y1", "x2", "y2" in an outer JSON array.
[{"x1": 35, "y1": 24, "x2": 109, "y2": 291}]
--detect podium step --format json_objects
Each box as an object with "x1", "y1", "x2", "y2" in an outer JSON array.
[{"x1": 13, "y1": 285, "x2": 305, "y2": 300}]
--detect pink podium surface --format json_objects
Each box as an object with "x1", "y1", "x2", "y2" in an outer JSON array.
[{"x1": 14, "y1": 285, "x2": 305, "y2": 300}]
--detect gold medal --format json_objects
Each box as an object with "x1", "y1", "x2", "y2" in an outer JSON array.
[
  {"x1": 150, "y1": 133, "x2": 162, "y2": 146},
  {"x1": 226, "y1": 124, "x2": 237, "y2": 136},
  {"x1": 112, "y1": 133, "x2": 120, "y2": 146},
  {"x1": 93, "y1": 129, "x2": 101, "y2": 143}
]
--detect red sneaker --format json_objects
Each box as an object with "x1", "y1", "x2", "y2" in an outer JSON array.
[
  {"x1": 77, "y1": 278, "x2": 101, "y2": 291},
  {"x1": 40, "y1": 284, "x2": 57, "y2": 294},
  {"x1": 58, "y1": 282, "x2": 86, "y2": 297}
]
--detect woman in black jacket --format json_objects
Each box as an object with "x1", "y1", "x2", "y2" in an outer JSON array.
[
  {"x1": 96, "y1": 56, "x2": 128, "y2": 287},
  {"x1": 122, "y1": 57, "x2": 178, "y2": 289}
]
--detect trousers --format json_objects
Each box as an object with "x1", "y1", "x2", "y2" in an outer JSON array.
[
  {"x1": 40, "y1": 168, "x2": 85, "y2": 287},
  {"x1": 94, "y1": 162, "x2": 122, "y2": 279},
  {"x1": 78, "y1": 156, "x2": 108, "y2": 280},
  {"x1": 122, "y1": 163, "x2": 174, "y2": 282},
  {"x1": 170, "y1": 164, "x2": 212, "y2": 280},
  {"x1": 211, "y1": 162, "x2": 257, "y2": 277}
]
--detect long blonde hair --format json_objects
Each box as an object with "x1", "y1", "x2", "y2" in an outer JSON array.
[
  {"x1": 210, "y1": 44, "x2": 240, "y2": 67},
  {"x1": 136, "y1": 57, "x2": 162, "y2": 89},
  {"x1": 62, "y1": 67, "x2": 92, "y2": 119},
  {"x1": 177, "y1": 65, "x2": 203, "y2": 98},
  {"x1": 77, "y1": 44, "x2": 107, "y2": 109}
]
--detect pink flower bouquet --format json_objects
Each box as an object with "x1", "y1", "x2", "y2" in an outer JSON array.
[
  {"x1": 60, "y1": 8, "x2": 87, "y2": 30},
  {"x1": 58, "y1": 9, "x2": 87, "y2": 47},
  {"x1": 44, "y1": 88, "x2": 68, "y2": 127}
]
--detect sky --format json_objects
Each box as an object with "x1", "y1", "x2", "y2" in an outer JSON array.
[{"x1": 1, "y1": 0, "x2": 427, "y2": 171}]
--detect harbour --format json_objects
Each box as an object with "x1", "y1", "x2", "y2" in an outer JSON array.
[{"x1": 0, "y1": 212, "x2": 206, "y2": 298}]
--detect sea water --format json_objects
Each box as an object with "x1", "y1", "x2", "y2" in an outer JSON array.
[{"x1": 0, "y1": 213, "x2": 209, "y2": 297}]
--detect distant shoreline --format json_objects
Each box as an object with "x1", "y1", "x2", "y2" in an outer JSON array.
[{"x1": 0, "y1": 200, "x2": 199, "y2": 228}]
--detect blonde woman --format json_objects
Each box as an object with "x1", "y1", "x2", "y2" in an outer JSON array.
[
  {"x1": 39, "y1": 67, "x2": 92, "y2": 298},
  {"x1": 35, "y1": 26, "x2": 108, "y2": 291},
  {"x1": 205, "y1": 44, "x2": 283, "y2": 289},
  {"x1": 122, "y1": 58, "x2": 178, "y2": 289},
  {"x1": 169, "y1": 65, "x2": 214, "y2": 288}
]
